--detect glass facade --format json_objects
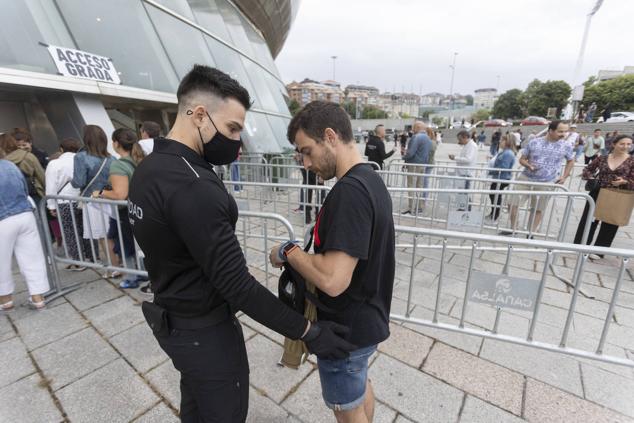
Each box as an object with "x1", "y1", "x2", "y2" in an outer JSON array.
[{"x1": 0, "y1": 0, "x2": 295, "y2": 152}]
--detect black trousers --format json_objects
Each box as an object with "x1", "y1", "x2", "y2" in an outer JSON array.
[
  {"x1": 488, "y1": 182, "x2": 509, "y2": 220},
  {"x1": 573, "y1": 187, "x2": 620, "y2": 250},
  {"x1": 300, "y1": 169, "x2": 324, "y2": 220},
  {"x1": 155, "y1": 317, "x2": 250, "y2": 422}
]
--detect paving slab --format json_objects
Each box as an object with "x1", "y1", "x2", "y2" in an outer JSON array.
[
  {"x1": 110, "y1": 323, "x2": 168, "y2": 374},
  {"x1": 32, "y1": 327, "x2": 119, "y2": 391},
  {"x1": 56, "y1": 358, "x2": 158, "y2": 423},
  {"x1": 424, "y1": 342, "x2": 523, "y2": 415},
  {"x1": 479, "y1": 339, "x2": 583, "y2": 396},
  {"x1": 247, "y1": 387, "x2": 297, "y2": 422},
  {"x1": 83, "y1": 296, "x2": 145, "y2": 337},
  {"x1": 245, "y1": 334, "x2": 313, "y2": 404},
  {"x1": 239, "y1": 314, "x2": 284, "y2": 345},
  {"x1": 524, "y1": 378, "x2": 633, "y2": 423},
  {"x1": 0, "y1": 337, "x2": 35, "y2": 389},
  {"x1": 459, "y1": 396, "x2": 524, "y2": 423},
  {"x1": 0, "y1": 315, "x2": 14, "y2": 342},
  {"x1": 581, "y1": 363, "x2": 634, "y2": 417},
  {"x1": 64, "y1": 279, "x2": 123, "y2": 311},
  {"x1": 146, "y1": 359, "x2": 180, "y2": 409},
  {"x1": 12, "y1": 302, "x2": 87, "y2": 350},
  {"x1": 371, "y1": 354, "x2": 464, "y2": 423},
  {"x1": 0, "y1": 373, "x2": 63, "y2": 423},
  {"x1": 133, "y1": 402, "x2": 178, "y2": 423},
  {"x1": 378, "y1": 322, "x2": 433, "y2": 368}
]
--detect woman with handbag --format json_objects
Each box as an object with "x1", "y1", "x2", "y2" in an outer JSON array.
[
  {"x1": 92, "y1": 128, "x2": 145, "y2": 288},
  {"x1": 71, "y1": 125, "x2": 114, "y2": 263},
  {"x1": 574, "y1": 135, "x2": 634, "y2": 258}
]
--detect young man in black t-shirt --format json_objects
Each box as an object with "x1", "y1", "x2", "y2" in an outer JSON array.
[{"x1": 270, "y1": 101, "x2": 396, "y2": 423}]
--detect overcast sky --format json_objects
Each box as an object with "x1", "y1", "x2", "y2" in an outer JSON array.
[{"x1": 275, "y1": 0, "x2": 632, "y2": 96}]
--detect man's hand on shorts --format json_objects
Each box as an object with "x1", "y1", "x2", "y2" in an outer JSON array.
[{"x1": 302, "y1": 321, "x2": 357, "y2": 359}]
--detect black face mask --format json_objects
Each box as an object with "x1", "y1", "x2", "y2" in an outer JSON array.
[{"x1": 198, "y1": 112, "x2": 241, "y2": 165}]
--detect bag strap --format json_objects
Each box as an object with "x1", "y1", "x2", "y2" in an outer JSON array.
[
  {"x1": 80, "y1": 158, "x2": 108, "y2": 197},
  {"x1": 57, "y1": 181, "x2": 70, "y2": 195}
]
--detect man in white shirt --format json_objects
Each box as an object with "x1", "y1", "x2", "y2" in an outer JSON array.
[
  {"x1": 448, "y1": 130, "x2": 478, "y2": 210},
  {"x1": 138, "y1": 121, "x2": 161, "y2": 156}
]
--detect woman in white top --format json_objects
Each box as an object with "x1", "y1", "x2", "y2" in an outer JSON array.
[{"x1": 45, "y1": 138, "x2": 89, "y2": 269}]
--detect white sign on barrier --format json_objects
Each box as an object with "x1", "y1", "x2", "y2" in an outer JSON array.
[
  {"x1": 468, "y1": 271, "x2": 540, "y2": 312},
  {"x1": 235, "y1": 199, "x2": 250, "y2": 211},
  {"x1": 447, "y1": 210, "x2": 482, "y2": 233},
  {"x1": 47, "y1": 45, "x2": 121, "y2": 84}
]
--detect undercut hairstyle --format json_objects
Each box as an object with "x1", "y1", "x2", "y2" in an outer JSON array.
[
  {"x1": 11, "y1": 127, "x2": 32, "y2": 144},
  {"x1": 375, "y1": 124, "x2": 384, "y2": 131},
  {"x1": 548, "y1": 120, "x2": 564, "y2": 131},
  {"x1": 287, "y1": 101, "x2": 354, "y2": 144},
  {"x1": 457, "y1": 130, "x2": 470, "y2": 139},
  {"x1": 176, "y1": 64, "x2": 251, "y2": 112},
  {"x1": 0, "y1": 133, "x2": 18, "y2": 153},
  {"x1": 82, "y1": 125, "x2": 110, "y2": 158},
  {"x1": 141, "y1": 121, "x2": 161, "y2": 138},
  {"x1": 60, "y1": 138, "x2": 81, "y2": 153}
]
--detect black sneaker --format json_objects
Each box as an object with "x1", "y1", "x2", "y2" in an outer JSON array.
[
  {"x1": 400, "y1": 209, "x2": 411, "y2": 215},
  {"x1": 140, "y1": 283, "x2": 152, "y2": 294}
]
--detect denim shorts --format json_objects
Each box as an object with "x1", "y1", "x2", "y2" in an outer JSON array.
[{"x1": 317, "y1": 344, "x2": 377, "y2": 411}]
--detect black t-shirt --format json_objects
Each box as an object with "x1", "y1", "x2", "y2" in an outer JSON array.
[{"x1": 313, "y1": 163, "x2": 395, "y2": 347}]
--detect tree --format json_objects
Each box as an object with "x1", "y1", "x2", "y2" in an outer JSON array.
[
  {"x1": 465, "y1": 95, "x2": 474, "y2": 106},
  {"x1": 583, "y1": 75, "x2": 597, "y2": 89},
  {"x1": 288, "y1": 99, "x2": 301, "y2": 116},
  {"x1": 361, "y1": 105, "x2": 388, "y2": 119},
  {"x1": 522, "y1": 79, "x2": 571, "y2": 117},
  {"x1": 400, "y1": 112, "x2": 412, "y2": 119},
  {"x1": 470, "y1": 109, "x2": 491, "y2": 122},
  {"x1": 492, "y1": 89, "x2": 524, "y2": 119},
  {"x1": 432, "y1": 116, "x2": 445, "y2": 126},
  {"x1": 342, "y1": 101, "x2": 356, "y2": 118},
  {"x1": 583, "y1": 74, "x2": 634, "y2": 113}
]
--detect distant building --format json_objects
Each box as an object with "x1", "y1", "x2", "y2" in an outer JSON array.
[
  {"x1": 286, "y1": 78, "x2": 344, "y2": 106},
  {"x1": 440, "y1": 94, "x2": 468, "y2": 109},
  {"x1": 597, "y1": 66, "x2": 634, "y2": 82},
  {"x1": 473, "y1": 88, "x2": 498, "y2": 110},
  {"x1": 345, "y1": 84, "x2": 380, "y2": 108},
  {"x1": 420, "y1": 92, "x2": 445, "y2": 107},
  {"x1": 378, "y1": 93, "x2": 420, "y2": 118}
]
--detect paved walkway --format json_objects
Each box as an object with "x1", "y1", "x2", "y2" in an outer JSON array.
[{"x1": 1, "y1": 142, "x2": 634, "y2": 422}]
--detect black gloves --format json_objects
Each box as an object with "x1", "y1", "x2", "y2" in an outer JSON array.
[{"x1": 301, "y1": 321, "x2": 357, "y2": 360}]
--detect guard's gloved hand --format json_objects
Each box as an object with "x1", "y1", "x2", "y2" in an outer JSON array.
[{"x1": 301, "y1": 321, "x2": 357, "y2": 359}]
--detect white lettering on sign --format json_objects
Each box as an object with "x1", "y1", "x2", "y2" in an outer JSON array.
[
  {"x1": 47, "y1": 45, "x2": 121, "y2": 84},
  {"x1": 467, "y1": 271, "x2": 540, "y2": 312}
]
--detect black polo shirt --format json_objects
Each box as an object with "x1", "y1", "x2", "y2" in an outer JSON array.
[
  {"x1": 313, "y1": 163, "x2": 395, "y2": 347},
  {"x1": 128, "y1": 137, "x2": 306, "y2": 339}
]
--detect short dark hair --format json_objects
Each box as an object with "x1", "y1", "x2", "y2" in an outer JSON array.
[
  {"x1": 141, "y1": 121, "x2": 161, "y2": 138},
  {"x1": 612, "y1": 134, "x2": 632, "y2": 145},
  {"x1": 548, "y1": 120, "x2": 566, "y2": 131},
  {"x1": 457, "y1": 130, "x2": 470, "y2": 139},
  {"x1": 11, "y1": 127, "x2": 32, "y2": 144},
  {"x1": 287, "y1": 101, "x2": 354, "y2": 144},
  {"x1": 594, "y1": 128, "x2": 601, "y2": 132},
  {"x1": 0, "y1": 133, "x2": 18, "y2": 153},
  {"x1": 375, "y1": 124, "x2": 384, "y2": 131},
  {"x1": 60, "y1": 138, "x2": 81, "y2": 153},
  {"x1": 176, "y1": 64, "x2": 251, "y2": 111}
]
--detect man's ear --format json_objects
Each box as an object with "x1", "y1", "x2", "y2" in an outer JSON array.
[
  {"x1": 324, "y1": 128, "x2": 337, "y2": 146},
  {"x1": 190, "y1": 105, "x2": 207, "y2": 128}
]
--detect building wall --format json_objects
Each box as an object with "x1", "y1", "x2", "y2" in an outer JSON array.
[{"x1": 0, "y1": 0, "x2": 295, "y2": 153}]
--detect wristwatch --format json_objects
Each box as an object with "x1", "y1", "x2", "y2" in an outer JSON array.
[{"x1": 278, "y1": 240, "x2": 299, "y2": 262}]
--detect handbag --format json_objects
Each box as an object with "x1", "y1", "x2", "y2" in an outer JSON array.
[
  {"x1": 594, "y1": 188, "x2": 634, "y2": 226},
  {"x1": 584, "y1": 179, "x2": 600, "y2": 192},
  {"x1": 78, "y1": 158, "x2": 108, "y2": 209}
]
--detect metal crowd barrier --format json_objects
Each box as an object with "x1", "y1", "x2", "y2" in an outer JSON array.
[
  {"x1": 390, "y1": 225, "x2": 634, "y2": 368},
  {"x1": 223, "y1": 180, "x2": 593, "y2": 248},
  {"x1": 39, "y1": 194, "x2": 295, "y2": 301}
]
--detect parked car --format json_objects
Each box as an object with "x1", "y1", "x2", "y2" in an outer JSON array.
[
  {"x1": 484, "y1": 119, "x2": 510, "y2": 127},
  {"x1": 520, "y1": 116, "x2": 550, "y2": 126},
  {"x1": 606, "y1": 112, "x2": 634, "y2": 123}
]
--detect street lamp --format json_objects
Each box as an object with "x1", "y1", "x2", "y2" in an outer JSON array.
[
  {"x1": 447, "y1": 52, "x2": 458, "y2": 128},
  {"x1": 330, "y1": 55, "x2": 338, "y2": 81},
  {"x1": 567, "y1": 0, "x2": 604, "y2": 120}
]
